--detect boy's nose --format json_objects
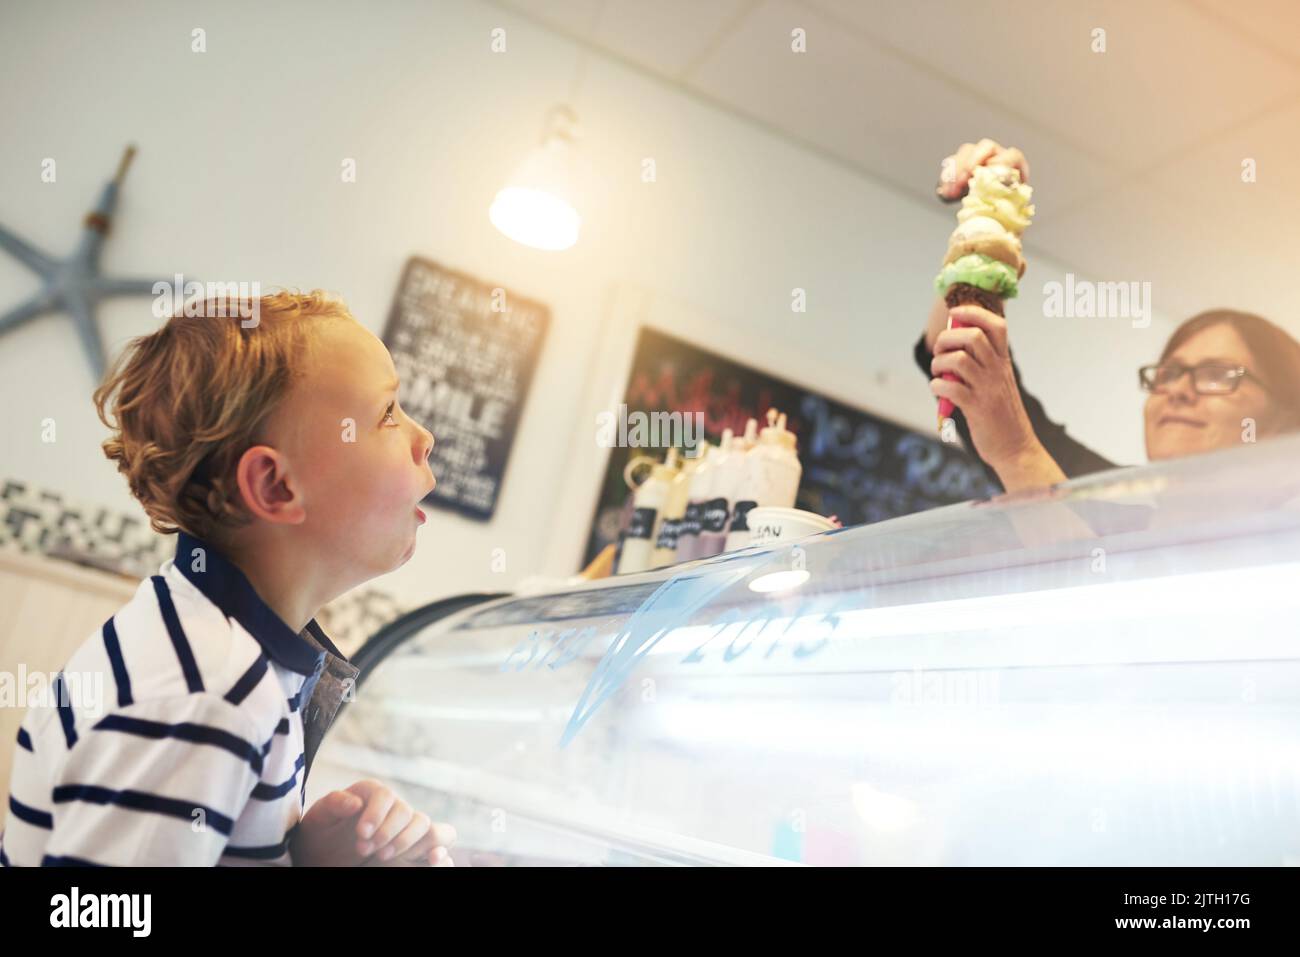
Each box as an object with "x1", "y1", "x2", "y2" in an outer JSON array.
[{"x1": 415, "y1": 425, "x2": 435, "y2": 462}]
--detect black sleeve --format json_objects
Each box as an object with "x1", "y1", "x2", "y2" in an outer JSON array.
[{"x1": 914, "y1": 333, "x2": 1118, "y2": 491}]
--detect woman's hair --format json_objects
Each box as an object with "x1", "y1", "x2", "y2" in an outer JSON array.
[
  {"x1": 93, "y1": 290, "x2": 353, "y2": 539},
  {"x1": 1160, "y1": 309, "x2": 1300, "y2": 431}
]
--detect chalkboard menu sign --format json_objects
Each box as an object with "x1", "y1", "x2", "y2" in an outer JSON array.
[
  {"x1": 582, "y1": 326, "x2": 996, "y2": 567},
  {"x1": 382, "y1": 258, "x2": 549, "y2": 521}
]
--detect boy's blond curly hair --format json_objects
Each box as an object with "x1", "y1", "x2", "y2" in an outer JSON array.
[{"x1": 93, "y1": 290, "x2": 353, "y2": 540}]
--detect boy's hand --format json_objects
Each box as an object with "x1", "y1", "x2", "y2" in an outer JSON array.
[{"x1": 291, "y1": 779, "x2": 457, "y2": 867}]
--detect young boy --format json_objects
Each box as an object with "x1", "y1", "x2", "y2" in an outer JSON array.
[{"x1": 1, "y1": 291, "x2": 455, "y2": 866}]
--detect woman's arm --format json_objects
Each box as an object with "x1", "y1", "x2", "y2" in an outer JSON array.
[
  {"x1": 917, "y1": 300, "x2": 1118, "y2": 492},
  {"x1": 983, "y1": 439, "x2": 1068, "y2": 493}
]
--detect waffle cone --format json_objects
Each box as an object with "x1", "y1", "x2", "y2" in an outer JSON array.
[{"x1": 943, "y1": 283, "x2": 1005, "y2": 317}]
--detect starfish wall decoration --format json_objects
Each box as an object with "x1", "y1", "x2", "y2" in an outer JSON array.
[{"x1": 0, "y1": 146, "x2": 176, "y2": 379}]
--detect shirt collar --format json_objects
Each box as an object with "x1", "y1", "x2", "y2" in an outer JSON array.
[{"x1": 173, "y1": 530, "x2": 336, "y2": 676}]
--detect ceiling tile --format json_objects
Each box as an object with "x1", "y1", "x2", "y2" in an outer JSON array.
[
  {"x1": 1155, "y1": 99, "x2": 1300, "y2": 203},
  {"x1": 804, "y1": 0, "x2": 1300, "y2": 172},
  {"x1": 500, "y1": 0, "x2": 604, "y2": 35},
  {"x1": 1184, "y1": 0, "x2": 1300, "y2": 63},
  {"x1": 684, "y1": 0, "x2": 1115, "y2": 214},
  {"x1": 502, "y1": 0, "x2": 755, "y2": 77}
]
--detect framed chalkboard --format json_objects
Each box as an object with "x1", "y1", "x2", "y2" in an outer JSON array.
[
  {"x1": 582, "y1": 326, "x2": 997, "y2": 566},
  {"x1": 381, "y1": 258, "x2": 549, "y2": 521}
]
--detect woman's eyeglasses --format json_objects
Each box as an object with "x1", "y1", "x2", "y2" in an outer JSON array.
[{"x1": 1138, "y1": 361, "x2": 1255, "y2": 395}]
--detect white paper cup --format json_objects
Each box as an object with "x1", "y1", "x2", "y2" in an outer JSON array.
[{"x1": 746, "y1": 507, "x2": 836, "y2": 547}]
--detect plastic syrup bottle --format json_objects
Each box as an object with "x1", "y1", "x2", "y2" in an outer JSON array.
[
  {"x1": 721, "y1": 418, "x2": 759, "y2": 550},
  {"x1": 674, "y1": 440, "x2": 715, "y2": 563},
  {"x1": 724, "y1": 410, "x2": 801, "y2": 552},
  {"x1": 696, "y1": 427, "x2": 746, "y2": 558},
  {"x1": 616, "y1": 451, "x2": 677, "y2": 575},
  {"x1": 652, "y1": 449, "x2": 698, "y2": 568}
]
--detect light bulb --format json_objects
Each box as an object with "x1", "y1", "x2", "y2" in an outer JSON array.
[
  {"x1": 490, "y1": 123, "x2": 582, "y2": 251},
  {"x1": 489, "y1": 186, "x2": 580, "y2": 251}
]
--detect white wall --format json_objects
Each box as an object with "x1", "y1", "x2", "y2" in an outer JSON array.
[{"x1": 0, "y1": 0, "x2": 1173, "y2": 610}]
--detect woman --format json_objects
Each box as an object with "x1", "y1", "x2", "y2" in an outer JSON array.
[{"x1": 919, "y1": 140, "x2": 1300, "y2": 494}]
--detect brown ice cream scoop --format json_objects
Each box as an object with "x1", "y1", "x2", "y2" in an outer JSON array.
[{"x1": 942, "y1": 234, "x2": 1026, "y2": 278}]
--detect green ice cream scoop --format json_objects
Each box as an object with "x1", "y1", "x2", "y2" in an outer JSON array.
[{"x1": 935, "y1": 253, "x2": 1020, "y2": 298}]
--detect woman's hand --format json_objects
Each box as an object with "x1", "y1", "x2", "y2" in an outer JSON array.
[
  {"x1": 928, "y1": 305, "x2": 1066, "y2": 492},
  {"x1": 937, "y1": 138, "x2": 1030, "y2": 201},
  {"x1": 291, "y1": 779, "x2": 457, "y2": 867}
]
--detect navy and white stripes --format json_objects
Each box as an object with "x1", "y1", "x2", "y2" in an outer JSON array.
[
  {"x1": 101, "y1": 616, "x2": 133, "y2": 708},
  {"x1": 1, "y1": 533, "x2": 350, "y2": 867}
]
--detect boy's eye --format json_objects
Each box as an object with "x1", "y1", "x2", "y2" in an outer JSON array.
[{"x1": 382, "y1": 401, "x2": 397, "y2": 425}]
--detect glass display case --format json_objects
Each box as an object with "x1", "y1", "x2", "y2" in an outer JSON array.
[{"x1": 309, "y1": 435, "x2": 1300, "y2": 865}]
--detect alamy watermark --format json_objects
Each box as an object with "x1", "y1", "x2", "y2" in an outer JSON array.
[
  {"x1": 1, "y1": 667, "x2": 105, "y2": 717},
  {"x1": 890, "y1": 668, "x2": 1001, "y2": 708},
  {"x1": 1043, "y1": 273, "x2": 1151, "y2": 329},
  {"x1": 595, "y1": 403, "x2": 703, "y2": 449},
  {"x1": 152, "y1": 274, "x2": 262, "y2": 328}
]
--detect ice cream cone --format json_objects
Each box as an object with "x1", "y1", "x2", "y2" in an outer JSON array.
[{"x1": 932, "y1": 164, "x2": 1033, "y2": 431}]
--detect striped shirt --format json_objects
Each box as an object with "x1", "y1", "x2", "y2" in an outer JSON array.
[{"x1": 1, "y1": 531, "x2": 358, "y2": 866}]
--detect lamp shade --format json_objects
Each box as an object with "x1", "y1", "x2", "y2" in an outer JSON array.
[{"x1": 490, "y1": 112, "x2": 583, "y2": 251}]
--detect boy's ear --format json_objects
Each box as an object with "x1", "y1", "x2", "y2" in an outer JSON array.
[{"x1": 235, "y1": 445, "x2": 306, "y2": 525}]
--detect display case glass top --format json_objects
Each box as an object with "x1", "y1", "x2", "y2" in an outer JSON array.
[{"x1": 313, "y1": 436, "x2": 1300, "y2": 865}]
